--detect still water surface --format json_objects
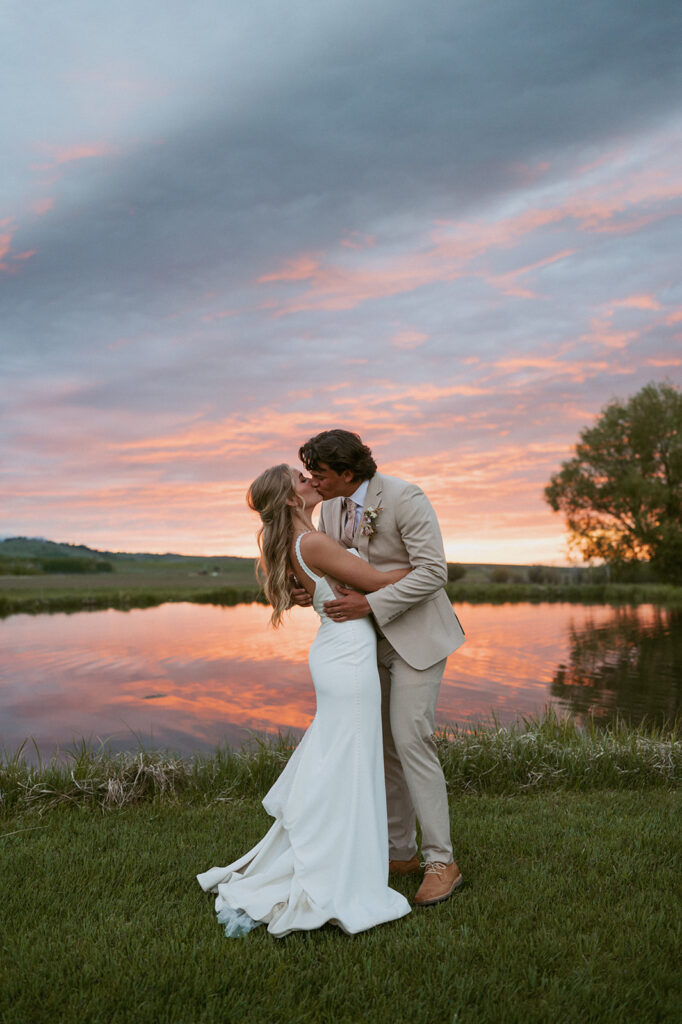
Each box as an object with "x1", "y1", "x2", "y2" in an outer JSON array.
[{"x1": 1, "y1": 602, "x2": 679, "y2": 759}]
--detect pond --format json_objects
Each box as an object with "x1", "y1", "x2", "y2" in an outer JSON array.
[{"x1": 1, "y1": 601, "x2": 679, "y2": 760}]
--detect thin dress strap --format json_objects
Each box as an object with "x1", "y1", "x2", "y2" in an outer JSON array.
[{"x1": 295, "y1": 532, "x2": 322, "y2": 584}]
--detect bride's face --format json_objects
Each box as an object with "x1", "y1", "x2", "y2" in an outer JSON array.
[{"x1": 291, "y1": 469, "x2": 321, "y2": 509}]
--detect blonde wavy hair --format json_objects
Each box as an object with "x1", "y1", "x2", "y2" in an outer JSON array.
[{"x1": 247, "y1": 464, "x2": 305, "y2": 628}]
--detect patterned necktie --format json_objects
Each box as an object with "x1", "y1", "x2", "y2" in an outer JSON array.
[{"x1": 342, "y1": 498, "x2": 357, "y2": 547}]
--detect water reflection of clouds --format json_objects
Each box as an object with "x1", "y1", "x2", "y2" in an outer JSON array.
[
  {"x1": 0, "y1": 601, "x2": 674, "y2": 759},
  {"x1": 1, "y1": 603, "x2": 319, "y2": 757}
]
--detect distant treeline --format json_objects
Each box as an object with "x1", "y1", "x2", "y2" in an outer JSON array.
[
  {"x1": 0, "y1": 537, "x2": 249, "y2": 575},
  {"x1": 0, "y1": 536, "x2": 669, "y2": 584},
  {"x1": 446, "y1": 561, "x2": 665, "y2": 586},
  {"x1": 0, "y1": 555, "x2": 114, "y2": 575}
]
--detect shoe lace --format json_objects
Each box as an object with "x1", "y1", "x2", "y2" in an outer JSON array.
[{"x1": 420, "y1": 861, "x2": 449, "y2": 875}]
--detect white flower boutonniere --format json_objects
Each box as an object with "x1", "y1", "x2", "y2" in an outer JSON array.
[{"x1": 360, "y1": 505, "x2": 383, "y2": 537}]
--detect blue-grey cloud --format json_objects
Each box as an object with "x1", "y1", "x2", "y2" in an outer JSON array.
[{"x1": 5, "y1": 0, "x2": 682, "y2": 336}]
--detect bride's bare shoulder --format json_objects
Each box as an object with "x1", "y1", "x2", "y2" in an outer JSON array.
[
  {"x1": 295, "y1": 531, "x2": 341, "y2": 577},
  {"x1": 298, "y1": 531, "x2": 336, "y2": 555}
]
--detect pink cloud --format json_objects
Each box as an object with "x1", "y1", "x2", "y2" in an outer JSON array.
[
  {"x1": 487, "y1": 248, "x2": 575, "y2": 298},
  {"x1": 30, "y1": 197, "x2": 55, "y2": 216},
  {"x1": 482, "y1": 354, "x2": 633, "y2": 385},
  {"x1": 27, "y1": 140, "x2": 121, "y2": 190},
  {"x1": 255, "y1": 142, "x2": 682, "y2": 317},
  {"x1": 0, "y1": 225, "x2": 37, "y2": 274},
  {"x1": 580, "y1": 316, "x2": 637, "y2": 351},
  {"x1": 258, "y1": 254, "x2": 322, "y2": 283},
  {"x1": 614, "y1": 294, "x2": 661, "y2": 310},
  {"x1": 392, "y1": 329, "x2": 428, "y2": 350},
  {"x1": 507, "y1": 160, "x2": 551, "y2": 185},
  {"x1": 107, "y1": 401, "x2": 362, "y2": 468},
  {"x1": 200, "y1": 309, "x2": 238, "y2": 323},
  {"x1": 40, "y1": 141, "x2": 119, "y2": 166},
  {"x1": 258, "y1": 251, "x2": 449, "y2": 313},
  {"x1": 6, "y1": 418, "x2": 577, "y2": 562},
  {"x1": 6, "y1": 364, "x2": 618, "y2": 563},
  {"x1": 0, "y1": 232, "x2": 13, "y2": 261},
  {"x1": 340, "y1": 232, "x2": 376, "y2": 250}
]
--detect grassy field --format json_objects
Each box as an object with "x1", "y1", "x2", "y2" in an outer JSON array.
[
  {"x1": 0, "y1": 565, "x2": 266, "y2": 617},
  {"x1": 2, "y1": 717, "x2": 680, "y2": 1023},
  {"x1": 2, "y1": 564, "x2": 682, "y2": 617},
  {"x1": 1, "y1": 793, "x2": 679, "y2": 1024},
  {"x1": 4, "y1": 537, "x2": 681, "y2": 616},
  {"x1": 1, "y1": 796, "x2": 679, "y2": 1021}
]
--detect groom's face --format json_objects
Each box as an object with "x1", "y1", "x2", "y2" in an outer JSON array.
[{"x1": 310, "y1": 462, "x2": 357, "y2": 500}]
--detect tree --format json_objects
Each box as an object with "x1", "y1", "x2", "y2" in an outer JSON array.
[
  {"x1": 544, "y1": 382, "x2": 682, "y2": 582},
  {"x1": 447, "y1": 562, "x2": 466, "y2": 582}
]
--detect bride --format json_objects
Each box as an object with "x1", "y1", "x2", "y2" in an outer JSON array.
[{"x1": 197, "y1": 464, "x2": 412, "y2": 937}]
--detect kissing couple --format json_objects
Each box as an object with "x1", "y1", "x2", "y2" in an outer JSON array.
[{"x1": 197, "y1": 429, "x2": 466, "y2": 937}]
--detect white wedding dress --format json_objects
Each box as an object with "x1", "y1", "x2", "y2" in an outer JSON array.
[{"x1": 196, "y1": 533, "x2": 411, "y2": 937}]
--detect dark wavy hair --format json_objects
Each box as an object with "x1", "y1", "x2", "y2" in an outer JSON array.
[{"x1": 298, "y1": 429, "x2": 377, "y2": 481}]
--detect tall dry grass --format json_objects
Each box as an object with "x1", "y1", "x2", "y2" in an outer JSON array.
[{"x1": 2, "y1": 712, "x2": 678, "y2": 819}]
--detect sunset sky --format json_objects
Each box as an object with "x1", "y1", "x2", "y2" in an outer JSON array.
[{"x1": 3, "y1": 0, "x2": 681, "y2": 563}]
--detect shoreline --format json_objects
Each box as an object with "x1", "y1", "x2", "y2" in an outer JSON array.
[
  {"x1": 2, "y1": 714, "x2": 679, "y2": 817},
  {"x1": 2, "y1": 579, "x2": 682, "y2": 617}
]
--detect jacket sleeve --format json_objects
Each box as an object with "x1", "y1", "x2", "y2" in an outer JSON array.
[{"x1": 365, "y1": 485, "x2": 448, "y2": 627}]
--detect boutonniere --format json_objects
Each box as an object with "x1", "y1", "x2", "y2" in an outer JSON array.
[{"x1": 360, "y1": 505, "x2": 383, "y2": 537}]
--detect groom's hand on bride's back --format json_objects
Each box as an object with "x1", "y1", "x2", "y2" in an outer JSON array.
[{"x1": 289, "y1": 574, "x2": 313, "y2": 607}]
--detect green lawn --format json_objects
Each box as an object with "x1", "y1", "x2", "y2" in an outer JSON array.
[{"x1": 1, "y1": 790, "x2": 680, "y2": 1024}]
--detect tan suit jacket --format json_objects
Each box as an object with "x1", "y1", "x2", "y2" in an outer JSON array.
[{"x1": 318, "y1": 473, "x2": 465, "y2": 670}]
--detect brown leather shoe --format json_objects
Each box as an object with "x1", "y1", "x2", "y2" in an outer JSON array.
[
  {"x1": 388, "y1": 855, "x2": 421, "y2": 876},
  {"x1": 414, "y1": 861, "x2": 463, "y2": 906}
]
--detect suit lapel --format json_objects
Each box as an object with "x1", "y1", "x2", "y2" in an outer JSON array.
[
  {"x1": 322, "y1": 496, "x2": 345, "y2": 541},
  {"x1": 354, "y1": 473, "x2": 382, "y2": 560}
]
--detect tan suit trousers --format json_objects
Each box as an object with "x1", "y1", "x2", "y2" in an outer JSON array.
[{"x1": 377, "y1": 636, "x2": 452, "y2": 863}]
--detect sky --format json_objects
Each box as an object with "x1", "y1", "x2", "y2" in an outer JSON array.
[{"x1": 2, "y1": 0, "x2": 682, "y2": 563}]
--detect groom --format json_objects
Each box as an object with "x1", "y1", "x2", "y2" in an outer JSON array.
[{"x1": 294, "y1": 429, "x2": 466, "y2": 905}]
